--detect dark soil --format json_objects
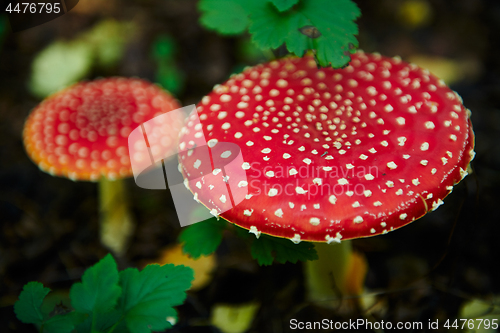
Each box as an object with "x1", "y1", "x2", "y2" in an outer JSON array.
[{"x1": 1, "y1": 0, "x2": 499, "y2": 332}]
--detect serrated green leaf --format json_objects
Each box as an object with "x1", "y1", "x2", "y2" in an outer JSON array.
[
  {"x1": 74, "y1": 310, "x2": 124, "y2": 333},
  {"x1": 14, "y1": 282, "x2": 50, "y2": 325},
  {"x1": 283, "y1": 14, "x2": 312, "y2": 57},
  {"x1": 250, "y1": 237, "x2": 274, "y2": 266},
  {"x1": 198, "y1": 0, "x2": 252, "y2": 35},
  {"x1": 118, "y1": 264, "x2": 193, "y2": 333},
  {"x1": 251, "y1": 235, "x2": 318, "y2": 266},
  {"x1": 70, "y1": 254, "x2": 121, "y2": 315},
  {"x1": 248, "y1": 1, "x2": 293, "y2": 51},
  {"x1": 179, "y1": 217, "x2": 227, "y2": 258},
  {"x1": 299, "y1": 0, "x2": 360, "y2": 67},
  {"x1": 270, "y1": 0, "x2": 300, "y2": 12},
  {"x1": 41, "y1": 312, "x2": 86, "y2": 333},
  {"x1": 15, "y1": 255, "x2": 193, "y2": 333},
  {"x1": 198, "y1": 0, "x2": 360, "y2": 67},
  {"x1": 273, "y1": 238, "x2": 318, "y2": 264},
  {"x1": 249, "y1": 0, "x2": 360, "y2": 67}
]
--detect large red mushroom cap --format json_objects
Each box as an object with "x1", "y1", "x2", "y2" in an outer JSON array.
[
  {"x1": 178, "y1": 52, "x2": 475, "y2": 243},
  {"x1": 23, "y1": 77, "x2": 183, "y2": 181}
]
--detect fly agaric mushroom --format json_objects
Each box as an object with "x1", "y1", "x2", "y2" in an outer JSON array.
[
  {"x1": 23, "y1": 77, "x2": 183, "y2": 254},
  {"x1": 178, "y1": 52, "x2": 475, "y2": 302}
]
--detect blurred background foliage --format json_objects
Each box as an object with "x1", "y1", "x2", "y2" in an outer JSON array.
[
  {"x1": 30, "y1": 19, "x2": 137, "y2": 98},
  {"x1": 1, "y1": 0, "x2": 500, "y2": 332}
]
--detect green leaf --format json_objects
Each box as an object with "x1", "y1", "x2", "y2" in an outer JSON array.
[
  {"x1": 70, "y1": 253, "x2": 121, "y2": 315},
  {"x1": 179, "y1": 217, "x2": 227, "y2": 258},
  {"x1": 198, "y1": 0, "x2": 360, "y2": 67},
  {"x1": 270, "y1": 0, "x2": 300, "y2": 12},
  {"x1": 250, "y1": 236, "x2": 274, "y2": 266},
  {"x1": 248, "y1": 1, "x2": 294, "y2": 51},
  {"x1": 14, "y1": 281, "x2": 50, "y2": 325},
  {"x1": 75, "y1": 309, "x2": 125, "y2": 333},
  {"x1": 74, "y1": 309, "x2": 124, "y2": 333},
  {"x1": 118, "y1": 264, "x2": 194, "y2": 333},
  {"x1": 198, "y1": 0, "x2": 253, "y2": 35},
  {"x1": 251, "y1": 235, "x2": 318, "y2": 266},
  {"x1": 15, "y1": 254, "x2": 194, "y2": 333},
  {"x1": 249, "y1": 0, "x2": 360, "y2": 67},
  {"x1": 299, "y1": 0, "x2": 360, "y2": 67},
  {"x1": 15, "y1": 282, "x2": 85, "y2": 332},
  {"x1": 42, "y1": 312, "x2": 86, "y2": 333}
]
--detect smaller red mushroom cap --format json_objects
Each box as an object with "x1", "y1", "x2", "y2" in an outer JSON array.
[
  {"x1": 178, "y1": 52, "x2": 475, "y2": 243},
  {"x1": 23, "y1": 77, "x2": 183, "y2": 181}
]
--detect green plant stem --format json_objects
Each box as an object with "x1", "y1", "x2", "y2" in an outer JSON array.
[
  {"x1": 91, "y1": 314, "x2": 97, "y2": 333},
  {"x1": 305, "y1": 240, "x2": 352, "y2": 307},
  {"x1": 99, "y1": 178, "x2": 134, "y2": 256},
  {"x1": 106, "y1": 315, "x2": 125, "y2": 333}
]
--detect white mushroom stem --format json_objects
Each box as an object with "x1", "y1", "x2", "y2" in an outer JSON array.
[
  {"x1": 99, "y1": 178, "x2": 134, "y2": 255},
  {"x1": 305, "y1": 241, "x2": 363, "y2": 307}
]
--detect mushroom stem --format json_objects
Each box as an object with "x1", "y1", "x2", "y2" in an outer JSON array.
[
  {"x1": 305, "y1": 241, "x2": 366, "y2": 308},
  {"x1": 99, "y1": 177, "x2": 134, "y2": 255}
]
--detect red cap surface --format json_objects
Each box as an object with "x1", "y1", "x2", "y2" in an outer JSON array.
[
  {"x1": 178, "y1": 52, "x2": 475, "y2": 243},
  {"x1": 23, "y1": 77, "x2": 182, "y2": 181}
]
